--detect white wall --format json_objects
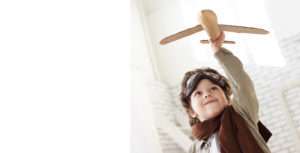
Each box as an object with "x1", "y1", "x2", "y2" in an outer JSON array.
[
  {"x1": 130, "y1": 1, "x2": 163, "y2": 153},
  {"x1": 141, "y1": 0, "x2": 205, "y2": 87},
  {"x1": 264, "y1": 0, "x2": 300, "y2": 40}
]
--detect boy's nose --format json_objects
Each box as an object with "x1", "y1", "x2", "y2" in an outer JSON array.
[{"x1": 203, "y1": 92, "x2": 212, "y2": 99}]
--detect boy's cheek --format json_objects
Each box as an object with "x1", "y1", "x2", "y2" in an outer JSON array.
[{"x1": 191, "y1": 99, "x2": 201, "y2": 107}]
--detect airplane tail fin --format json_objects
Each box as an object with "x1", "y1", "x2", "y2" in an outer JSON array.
[{"x1": 200, "y1": 40, "x2": 235, "y2": 44}]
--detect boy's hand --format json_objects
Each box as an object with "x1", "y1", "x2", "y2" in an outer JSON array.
[{"x1": 209, "y1": 31, "x2": 225, "y2": 53}]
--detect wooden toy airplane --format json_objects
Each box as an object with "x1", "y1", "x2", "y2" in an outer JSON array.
[{"x1": 160, "y1": 9, "x2": 269, "y2": 45}]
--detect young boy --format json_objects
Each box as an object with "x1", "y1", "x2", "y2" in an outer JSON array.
[{"x1": 179, "y1": 31, "x2": 272, "y2": 153}]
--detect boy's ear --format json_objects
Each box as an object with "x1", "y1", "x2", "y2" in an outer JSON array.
[{"x1": 187, "y1": 108, "x2": 197, "y2": 118}]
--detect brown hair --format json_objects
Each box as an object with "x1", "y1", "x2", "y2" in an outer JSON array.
[{"x1": 179, "y1": 67, "x2": 232, "y2": 125}]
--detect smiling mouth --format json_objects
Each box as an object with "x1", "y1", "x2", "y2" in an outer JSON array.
[{"x1": 203, "y1": 99, "x2": 218, "y2": 105}]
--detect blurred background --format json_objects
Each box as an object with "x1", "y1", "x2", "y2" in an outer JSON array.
[{"x1": 131, "y1": 0, "x2": 300, "y2": 153}]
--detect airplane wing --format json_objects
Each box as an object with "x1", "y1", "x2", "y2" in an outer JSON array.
[
  {"x1": 160, "y1": 24, "x2": 203, "y2": 45},
  {"x1": 160, "y1": 24, "x2": 269, "y2": 45},
  {"x1": 219, "y1": 24, "x2": 269, "y2": 34}
]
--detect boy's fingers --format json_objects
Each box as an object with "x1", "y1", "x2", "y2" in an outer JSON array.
[
  {"x1": 216, "y1": 31, "x2": 225, "y2": 42},
  {"x1": 209, "y1": 31, "x2": 224, "y2": 44}
]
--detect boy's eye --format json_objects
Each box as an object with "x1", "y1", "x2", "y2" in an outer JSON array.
[
  {"x1": 211, "y1": 86, "x2": 218, "y2": 90},
  {"x1": 195, "y1": 91, "x2": 202, "y2": 96}
]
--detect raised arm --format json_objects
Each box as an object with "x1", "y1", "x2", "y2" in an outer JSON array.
[{"x1": 210, "y1": 32, "x2": 259, "y2": 123}]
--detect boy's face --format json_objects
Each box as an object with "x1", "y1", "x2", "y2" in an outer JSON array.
[{"x1": 189, "y1": 79, "x2": 229, "y2": 122}]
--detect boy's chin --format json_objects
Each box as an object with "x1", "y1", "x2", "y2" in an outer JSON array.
[{"x1": 205, "y1": 107, "x2": 225, "y2": 119}]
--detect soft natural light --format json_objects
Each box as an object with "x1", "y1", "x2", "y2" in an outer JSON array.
[
  {"x1": 232, "y1": 0, "x2": 286, "y2": 67},
  {"x1": 182, "y1": 0, "x2": 286, "y2": 67}
]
